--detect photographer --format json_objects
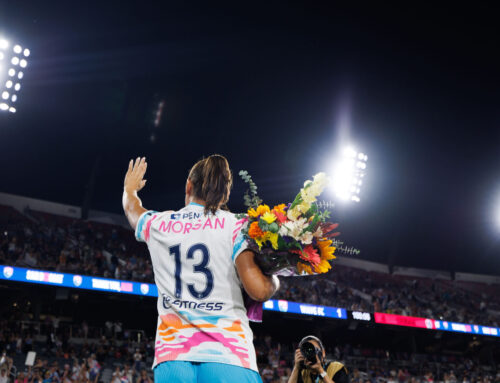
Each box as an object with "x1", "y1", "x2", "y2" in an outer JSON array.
[{"x1": 287, "y1": 336, "x2": 348, "y2": 383}]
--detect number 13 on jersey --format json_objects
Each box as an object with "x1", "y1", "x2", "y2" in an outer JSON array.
[{"x1": 169, "y1": 243, "x2": 214, "y2": 300}]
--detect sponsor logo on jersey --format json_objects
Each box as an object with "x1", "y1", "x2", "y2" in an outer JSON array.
[{"x1": 162, "y1": 294, "x2": 224, "y2": 311}]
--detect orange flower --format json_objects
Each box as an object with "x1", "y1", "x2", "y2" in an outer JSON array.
[
  {"x1": 256, "y1": 204, "x2": 271, "y2": 216},
  {"x1": 297, "y1": 262, "x2": 314, "y2": 275},
  {"x1": 273, "y1": 204, "x2": 286, "y2": 215},
  {"x1": 248, "y1": 221, "x2": 265, "y2": 239}
]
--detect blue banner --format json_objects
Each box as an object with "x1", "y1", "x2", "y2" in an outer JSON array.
[
  {"x1": 262, "y1": 299, "x2": 347, "y2": 319},
  {"x1": 1, "y1": 265, "x2": 158, "y2": 297},
  {"x1": 2, "y1": 265, "x2": 499, "y2": 337}
]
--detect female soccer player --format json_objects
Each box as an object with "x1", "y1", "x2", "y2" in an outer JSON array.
[{"x1": 123, "y1": 155, "x2": 279, "y2": 383}]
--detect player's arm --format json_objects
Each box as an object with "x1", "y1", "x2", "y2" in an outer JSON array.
[
  {"x1": 235, "y1": 250, "x2": 279, "y2": 302},
  {"x1": 123, "y1": 157, "x2": 148, "y2": 231}
]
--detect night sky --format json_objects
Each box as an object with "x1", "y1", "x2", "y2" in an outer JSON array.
[{"x1": 1, "y1": 2, "x2": 499, "y2": 275}]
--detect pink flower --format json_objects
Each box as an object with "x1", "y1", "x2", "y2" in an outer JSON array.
[{"x1": 291, "y1": 245, "x2": 321, "y2": 266}]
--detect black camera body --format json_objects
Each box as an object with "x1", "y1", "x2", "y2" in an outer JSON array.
[{"x1": 300, "y1": 341, "x2": 322, "y2": 364}]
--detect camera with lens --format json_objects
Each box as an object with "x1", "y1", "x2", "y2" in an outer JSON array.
[{"x1": 300, "y1": 341, "x2": 321, "y2": 364}]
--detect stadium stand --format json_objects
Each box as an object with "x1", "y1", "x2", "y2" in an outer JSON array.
[{"x1": 1, "y1": 193, "x2": 500, "y2": 382}]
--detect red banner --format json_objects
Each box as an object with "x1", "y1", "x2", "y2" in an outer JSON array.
[{"x1": 374, "y1": 312, "x2": 436, "y2": 329}]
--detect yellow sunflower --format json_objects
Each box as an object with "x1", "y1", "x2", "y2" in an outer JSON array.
[
  {"x1": 297, "y1": 261, "x2": 314, "y2": 275},
  {"x1": 317, "y1": 239, "x2": 336, "y2": 261}
]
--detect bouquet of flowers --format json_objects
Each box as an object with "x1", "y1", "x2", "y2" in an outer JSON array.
[{"x1": 238, "y1": 171, "x2": 341, "y2": 276}]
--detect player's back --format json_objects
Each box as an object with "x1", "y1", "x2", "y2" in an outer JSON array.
[{"x1": 135, "y1": 202, "x2": 257, "y2": 371}]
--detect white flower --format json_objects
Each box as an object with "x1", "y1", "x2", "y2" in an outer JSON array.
[
  {"x1": 287, "y1": 207, "x2": 301, "y2": 221},
  {"x1": 279, "y1": 218, "x2": 308, "y2": 241},
  {"x1": 313, "y1": 226, "x2": 323, "y2": 238},
  {"x1": 300, "y1": 172, "x2": 330, "y2": 204},
  {"x1": 301, "y1": 188, "x2": 317, "y2": 204},
  {"x1": 299, "y1": 231, "x2": 314, "y2": 245}
]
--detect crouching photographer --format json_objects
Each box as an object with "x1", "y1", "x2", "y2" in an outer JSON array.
[{"x1": 287, "y1": 336, "x2": 348, "y2": 383}]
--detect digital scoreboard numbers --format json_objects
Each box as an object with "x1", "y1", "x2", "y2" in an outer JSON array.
[{"x1": 350, "y1": 311, "x2": 372, "y2": 321}]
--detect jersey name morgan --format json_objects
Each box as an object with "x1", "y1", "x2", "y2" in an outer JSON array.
[{"x1": 135, "y1": 203, "x2": 256, "y2": 371}]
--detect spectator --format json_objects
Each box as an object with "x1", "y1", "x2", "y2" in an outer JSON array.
[
  {"x1": 132, "y1": 350, "x2": 142, "y2": 373},
  {"x1": 111, "y1": 366, "x2": 121, "y2": 383},
  {"x1": 0, "y1": 368, "x2": 9, "y2": 383}
]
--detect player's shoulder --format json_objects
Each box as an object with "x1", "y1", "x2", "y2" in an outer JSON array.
[{"x1": 143, "y1": 210, "x2": 174, "y2": 220}]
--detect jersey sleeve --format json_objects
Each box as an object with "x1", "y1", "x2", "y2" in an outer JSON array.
[
  {"x1": 231, "y1": 218, "x2": 249, "y2": 263},
  {"x1": 135, "y1": 210, "x2": 158, "y2": 243}
]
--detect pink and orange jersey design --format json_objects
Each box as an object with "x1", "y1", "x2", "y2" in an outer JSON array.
[
  {"x1": 155, "y1": 311, "x2": 252, "y2": 368},
  {"x1": 136, "y1": 203, "x2": 258, "y2": 372}
]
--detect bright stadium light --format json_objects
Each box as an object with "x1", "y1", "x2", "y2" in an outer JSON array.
[
  {"x1": 332, "y1": 146, "x2": 368, "y2": 203},
  {"x1": 0, "y1": 36, "x2": 29, "y2": 113}
]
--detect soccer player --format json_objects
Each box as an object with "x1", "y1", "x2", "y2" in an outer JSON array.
[{"x1": 123, "y1": 155, "x2": 279, "y2": 383}]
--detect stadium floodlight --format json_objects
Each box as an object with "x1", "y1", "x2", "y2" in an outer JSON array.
[
  {"x1": 0, "y1": 36, "x2": 29, "y2": 113},
  {"x1": 332, "y1": 146, "x2": 368, "y2": 203}
]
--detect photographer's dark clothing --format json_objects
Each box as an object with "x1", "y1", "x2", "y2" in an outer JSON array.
[{"x1": 298, "y1": 361, "x2": 348, "y2": 383}]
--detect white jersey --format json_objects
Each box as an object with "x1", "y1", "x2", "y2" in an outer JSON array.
[{"x1": 135, "y1": 202, "x2": 256, "y2": 371}]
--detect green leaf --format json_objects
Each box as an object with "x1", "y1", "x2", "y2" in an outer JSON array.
[
  {"x1": 277, "y1": 236, "x2": 288, "y2": 249},
  {"x1": 289, "y1": 192, "x2": 303, "y2": 210},
  {"x1": 303, "y1": 215, "x2": 320, "y2": 233},
  {"x1": 258, "y1": 219, "x2": 269, "y2": 232}
]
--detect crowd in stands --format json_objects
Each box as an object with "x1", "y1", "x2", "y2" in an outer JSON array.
[
  {"x1": 0, "y1": 206, "x2": 153, "y2": 283},
  {"x1": 274, "y1": 267, "x2": 500, "y2": 327},
  {"x1": 1, "y1": 316, "x2": 498, "y2": 383},
  {"x1": 1, "y1": 204, "x2": 500, "y2": 328},
  {"x1": 254, "y1": 334, "x2": 500, "y2": 383},
  {"x1": 0, "y1": 317, "x2": 154, "y2": 383}
]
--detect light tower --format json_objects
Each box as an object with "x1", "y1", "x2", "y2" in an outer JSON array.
[
  {"x1": 332, "y1": 146, "x2": 368, "y2": 203},
  {"x1": 0, "y1": 37, "x2": 29, "y2": 113}
]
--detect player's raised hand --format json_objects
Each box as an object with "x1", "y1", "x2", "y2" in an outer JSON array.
[{"x1": 124, "y1": 157, "x2": 148, "y2": 193}]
